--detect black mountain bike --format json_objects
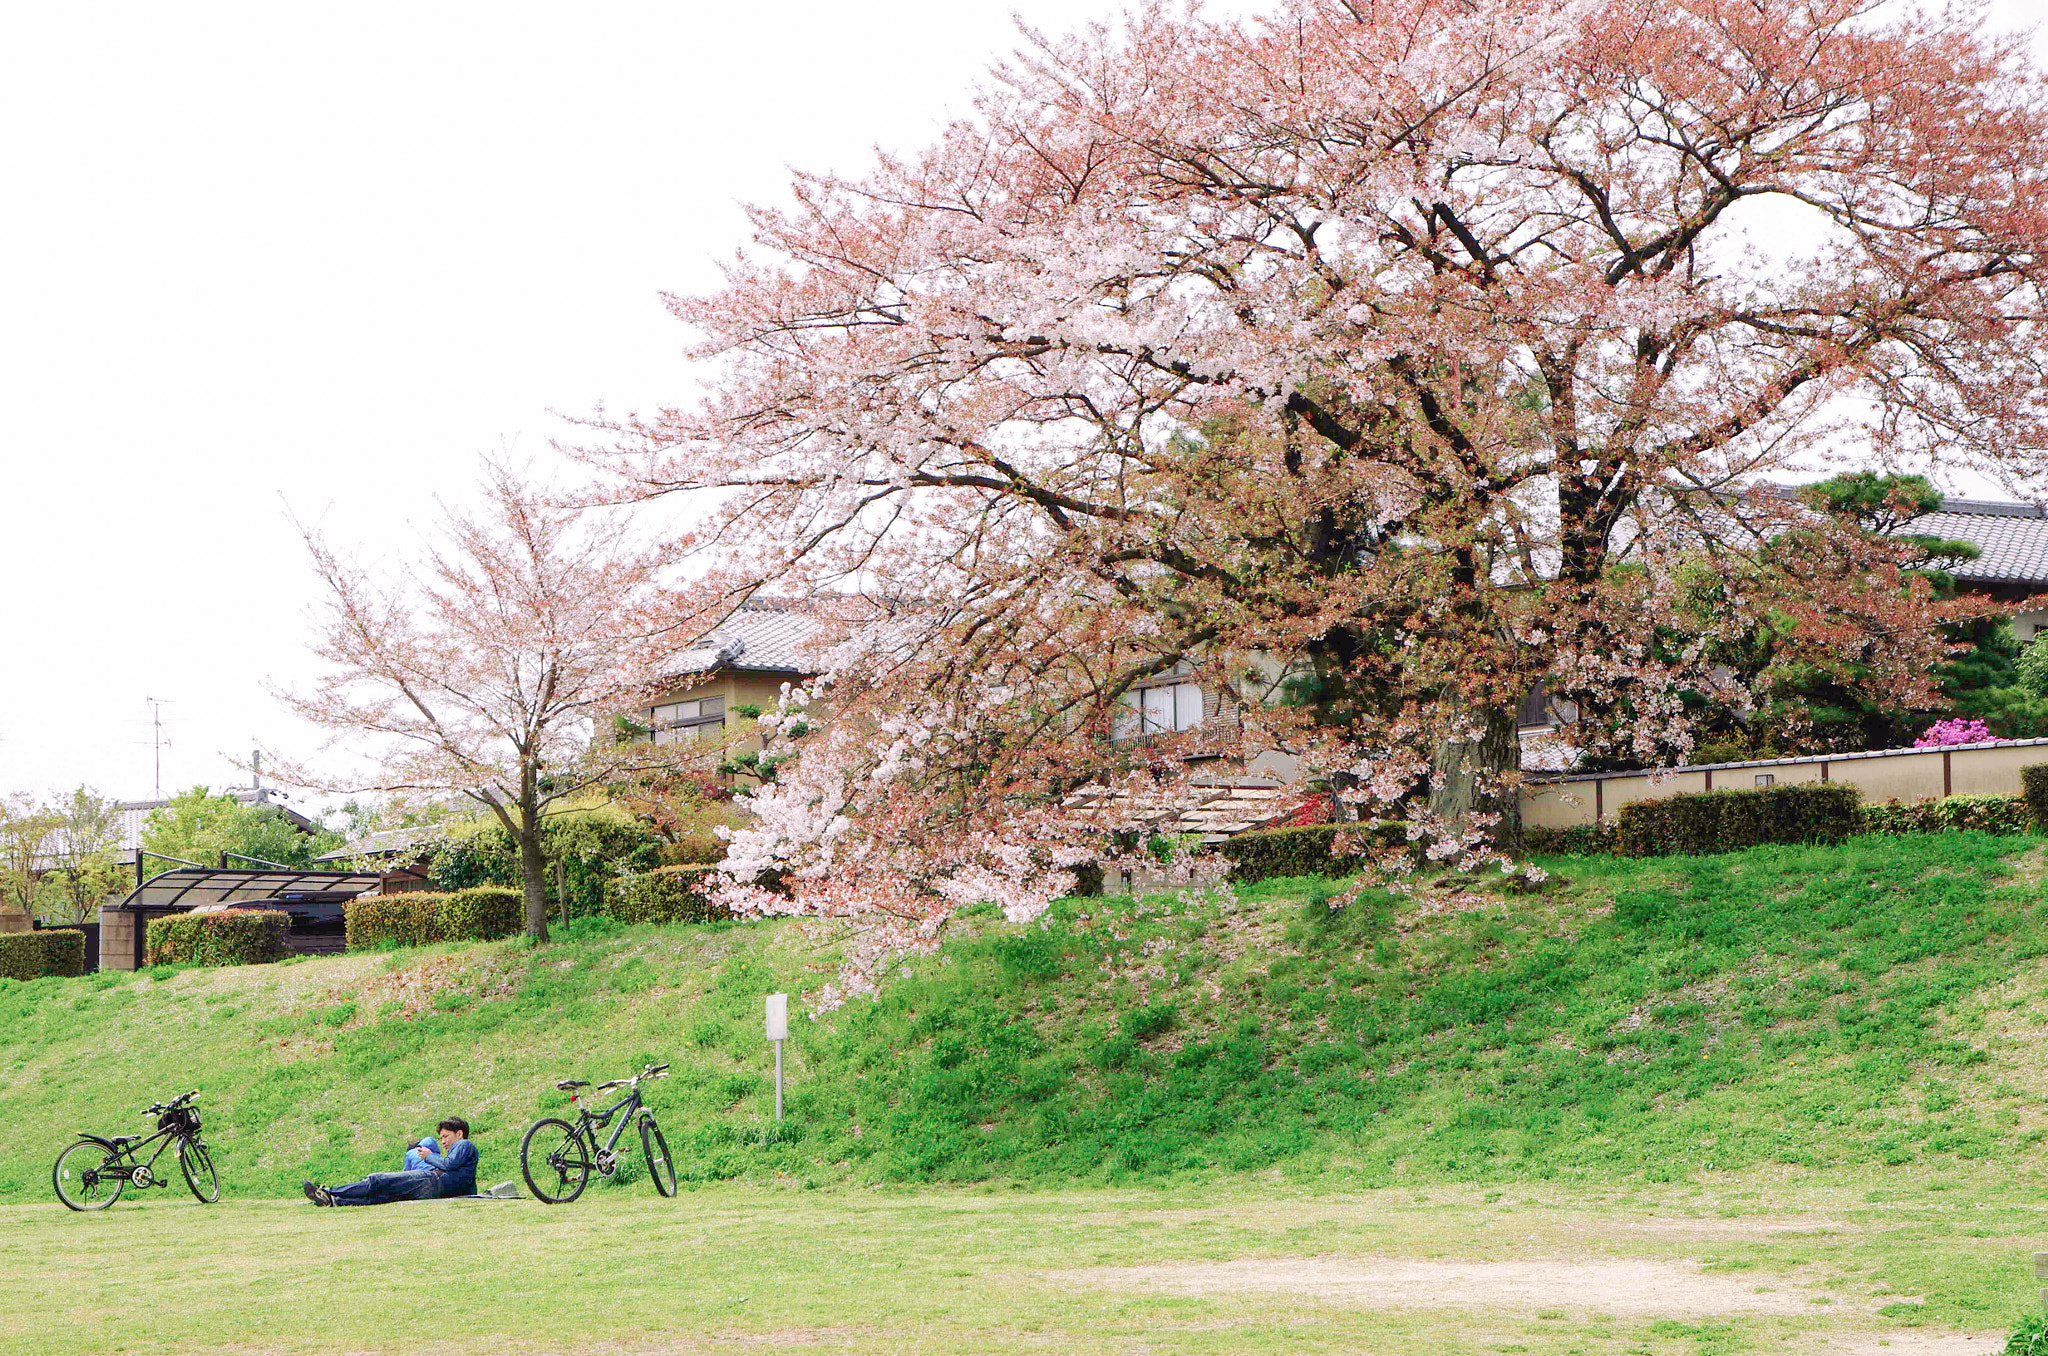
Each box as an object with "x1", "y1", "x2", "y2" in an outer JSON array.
[
  {"x1": 520, "y1": 1063, "x2": 675, "y2": 1203},
  {"x1": 53, "y1": 1090, "x2": 219, "y2": 1211}
]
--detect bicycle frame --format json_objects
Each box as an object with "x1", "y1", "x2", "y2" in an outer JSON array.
[
  {"x1": 78, "y1": 1123, "x2": 185, "y2": 1185},
  {"x1": 564, "y1": 1086, "x2": 650, "y2": 1164}
]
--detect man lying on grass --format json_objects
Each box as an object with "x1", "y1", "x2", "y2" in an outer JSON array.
[{"x1": 303, "y1": 1118, "x2": 477, "y2": 1206}]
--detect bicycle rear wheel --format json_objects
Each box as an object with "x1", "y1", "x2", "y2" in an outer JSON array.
[
  {"x1": 640, "y1": 1119, "x2": 677, "y2": 1197},
  {"x1": 520, "y1": 1118, "x2": 591, "y2": 1204},
  {"x1": 53, "y1": 1141, "x2": 124, "y2": 1211},
  {"x1": 179, "y1": 1138, "x2": 220, "y2": 1203}
]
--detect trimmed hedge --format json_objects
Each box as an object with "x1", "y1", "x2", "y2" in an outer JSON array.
[
  {"x1": 1522, "y1": 823, "x2": 1619, "y2": 856},
  {"x1": 145, "y1": 909, "x2": 290, "y2": 968},
  {"x1": 1863, "y1": 793, "x2": 2030, "y2": 836},
  {"x1": 1215, "y1": 824, "x2": 1377, "y2": 883},
  {"x1": 2024, "y1": 763, "x2": 2048, "y2": 831},
  {"x1": 38, "y1": 929, "x2": 87, "y2": 977},
  {"x1": 344, "y1": 887, "x2": 523, "y2": 950},
  {"x1": 0, "y1": 930, "x2": 86, "y2": 980},
  {"x1": 605, "y1": 865, "x2": 729, "y2": 925},
  {"x1": 1614, "y1": 783, "x2": 1862, "y2": 858}
]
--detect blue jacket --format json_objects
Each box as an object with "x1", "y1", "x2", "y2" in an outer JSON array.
[{"x1": 414, "y1": 1138, "x2": 479, "y2": 1197}]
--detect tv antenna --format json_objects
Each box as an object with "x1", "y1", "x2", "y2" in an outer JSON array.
[{"x1": 143, "y1": 697, "x2": 174, "y2": 799}]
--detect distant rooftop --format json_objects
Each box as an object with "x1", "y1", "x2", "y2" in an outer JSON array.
[
  {"x1": 669, "y1": 602, "x2": 831, "y2": 677},
  {"x1": 1898, "y1": 497, "x2": 2048, "y2": 587}
]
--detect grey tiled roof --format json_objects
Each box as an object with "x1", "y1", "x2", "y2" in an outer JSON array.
[
  {"x1": 312, "y1": 826, "x2": 439, "y2": 863},
  {"x1": 1898, "y1": 499, "x2": 2048, "y2": 586},
  {"x1": 673, "y1": 605, "x2": 829, "y2": 675}
]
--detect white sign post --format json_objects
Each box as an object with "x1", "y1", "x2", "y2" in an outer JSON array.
[{"x1": 765, "y1": 992, "x2": 788, "y2": 1120}]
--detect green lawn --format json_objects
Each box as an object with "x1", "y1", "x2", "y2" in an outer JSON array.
[
  {"x1": 0, "y1": 1180, "x2": 2037, "y2": 1355},
  {"x1": 7, "y1": 832, "x2": 2048, "y2": 1352}
]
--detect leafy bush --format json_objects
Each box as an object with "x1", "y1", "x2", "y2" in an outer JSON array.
[
  {"x1": 145, "y1": 909, "x2": 291, "y2": 967},
  {"x1": 1687, "y1": 739, "x2": 1788, "y2": 767},
  {"x1": 1863, "y1": 794, "x2": 2030, "y2": 836},
  {"x1": 2006, "y1": 1313, "x2": 2048, "y2": 1356},
  {"x1": 343, "y1": 894, "x2": 440, "y2": 949},
  {"x1": 2024, "y1": 763, "x2": 2048, "y2": 831},
  {"x1": 36, "y1": 929, "x2": 86, "y2": 977},
  {"x1": 344, "y1": 887, "x2": 523, "y2": 950},
  {"x1": 0, "y1": 930, "x2": 86, "y2": 980},
  {"x1": 1614, "y1": 784, "x2": 1862, "y2": 858},
  {"x1": 427, "y1": 805, "x2": 664, "y2": 918},
  {"x1": 605, "y1": 866, "x2": 728, "y2": 925},
  {"x1": 1215, "y1": 824, "x2": 1380, "y2": 882},
  {"x1": 1522, "y1": 823, "x2": 1618, "y2": 856},
  {"x1": 1915, "y1": 717, "x2": 1997, "y2": 747},
  {"x1": 440, "y1": 887, "x2": 524, "y2": 940}
]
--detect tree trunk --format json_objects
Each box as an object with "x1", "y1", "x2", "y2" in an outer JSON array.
[
  {"x1": 1428, "y1": 704, "x2": 1522, "y2": 858},
  {"x1": 517, "y1": 820, "x2": 551, "y2": 943}
]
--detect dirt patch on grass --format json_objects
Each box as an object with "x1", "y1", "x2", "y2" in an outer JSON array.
[
  {"x1": 1615, "y1": 1214, "x2": 1855, "y2": 1238},
  {"x1": 1831, "y1": 1334, "x2": 2003, "y2": 1356},
  {"x1": 1053, "y1": 1255, "x2": 1867, "y2": 1318}
]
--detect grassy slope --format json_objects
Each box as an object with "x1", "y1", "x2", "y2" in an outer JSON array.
[{"x1": 3, "y1": 831, "x2": 2048, "y2": 1202}]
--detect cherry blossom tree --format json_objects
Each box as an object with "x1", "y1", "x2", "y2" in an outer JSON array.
[
  {"x1": 583, "y1": 0, "x2": 2048, "y2": 996},
  {"x1": 276, "y1": 464, "x2": 705, "y2": 941}
]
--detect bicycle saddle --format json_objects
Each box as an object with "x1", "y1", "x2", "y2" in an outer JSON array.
[
  {"x1": 554, "y1": 1080, "x2": 589, "y2": 1091},
  {"x1": 110, "y1": 1135, "x2": 139, "y2": 1147}
]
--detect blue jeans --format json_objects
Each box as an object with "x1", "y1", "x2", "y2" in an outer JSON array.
[{"x1": 328, "y1": 1169, "x2": 441, "y2": 1206}]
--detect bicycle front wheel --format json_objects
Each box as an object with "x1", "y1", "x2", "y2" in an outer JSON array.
[
  {"x1": 640, "y1": 1119, "x2": 677, "y2": 1197},
  {"x1": 520, "y1": 1118, "x2": 590, "y2": 1205},
  {"x1": 179, "y1": 1138, "x2": 220, "y2": 1203},
  {"x1": 53, "y1": 1141, "x2": 124, "y2": 1212}
]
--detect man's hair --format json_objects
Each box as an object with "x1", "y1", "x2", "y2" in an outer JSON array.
[{"x1": 437, "y1": 1117, "x2": 470, "y2": 1138}]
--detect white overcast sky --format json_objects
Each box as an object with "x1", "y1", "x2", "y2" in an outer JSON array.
[{"x1": 1, "y1": 0, "x2": 2043, "y2": 811}]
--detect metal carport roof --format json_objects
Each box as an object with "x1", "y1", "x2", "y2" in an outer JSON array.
[{"x1": 108, "y1": 867, "x2": 385, "y2": 911}]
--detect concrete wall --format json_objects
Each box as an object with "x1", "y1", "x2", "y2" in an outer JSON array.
[
  {"x1": 98, "y1": 908, "x2": 136, "y2": 971},
  {"x1": 1524, "y1": 737, "x2": 2048, "y2": 828}
]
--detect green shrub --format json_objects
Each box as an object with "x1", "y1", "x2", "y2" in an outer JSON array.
[
  {"x1": 1522, "y1": 823, "x2": 1618, "y2": 856},
  {"x1": 0, "y1": 930, "x2": 87, "y2": 980},
  {"x1": 1863, "y1": 793, "x2": 2030, "y2": 836},
  {"x1": 344, "y1": 894, "x2": 440, "y2": 949},
  {"x1": 439, "y1": 886, "x2": 523, "y2": 940},
  {"x1": 2006, "y1": 1312, "x2": 2048, "y2": 1356},
  {"x1": 2023, "y1": 763, "x2": 2048, "y2": 831},
  {"x1": 1614, "y1": 784, "x2": 1862, "y2": 858},
  {"x1": 427, "y1": 805, "x2": 664, "y2": 917},
  {"x1": 145, "y1": 909, "x2": 291, "y2": 967},
  {"x1": 36, "y1": 929, "x2": 86, "y2": 978},
  {"x1": 1214, "y1": 824, "x2": 1382, "y2": 882},
  {"x1": 605, "y1": 866, "x2": 728, "y2": 925},
  {"x1": 344, "y1": 887, "x2": 524, "y2": 950}
]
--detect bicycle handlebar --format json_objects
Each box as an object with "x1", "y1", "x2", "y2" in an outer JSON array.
[
  {"x1": 589, "y1": 1064, "x2": 668, "y2": 1093},
  {"x1": 143, "y1": 1090, "x2": 199, "y2": 1115}
]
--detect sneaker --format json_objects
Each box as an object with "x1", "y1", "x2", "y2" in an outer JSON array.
[
  {"x1": 316, "y1": 1186, "x2": 335, "y2": 1207},
  {"x1": 301, "y1": 1180, "x2": 321, "y2": 1204}
]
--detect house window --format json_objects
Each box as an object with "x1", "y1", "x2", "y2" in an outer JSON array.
[
  {"x1": 649, "y1": 696, "x2": 725, "y2": 745},
  {"x1": 1113, "y1": 675, "x2": 1204, "y2": 739}
]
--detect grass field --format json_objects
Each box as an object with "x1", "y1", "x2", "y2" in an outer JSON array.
[
  {"x1": 8, "y1": 831, "x2": 2048, "y2": 1351},
  {"x1": 0, "y1": 1179, "x2": 2036, "y2": 1355}
]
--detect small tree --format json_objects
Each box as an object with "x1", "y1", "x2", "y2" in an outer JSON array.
[
  {"x1": 276, "y1": 463, "x2": 700, "y2": 941},
  {"x1": 141, "y1": 787, "x2": 341, "y2": 872},
  {"x1": 44, "y1": 786, "x2": 126, "y2": 923},
  {"x1": 0, "y1": 796, "x2": 58, "y2": 924}
]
